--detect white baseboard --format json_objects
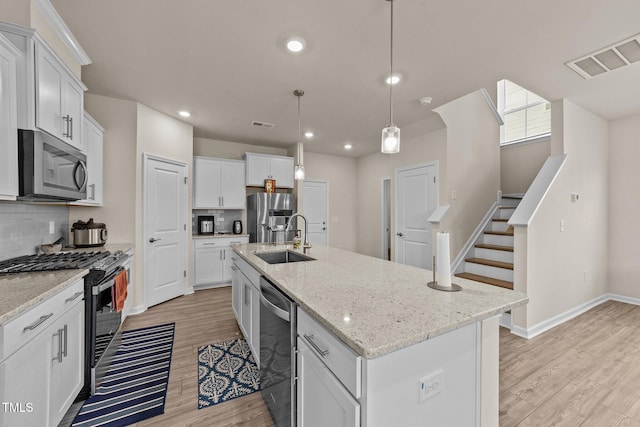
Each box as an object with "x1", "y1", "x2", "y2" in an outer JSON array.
[
  {"x1": 509, "y1": 293, "x2": 640, "y2": 339},
  {"x1": 126, "y1": 304, "x2": 147, "y2": 317},
  {"x1": 185, "y1": 286, "x2": 195, "y2": 295},
  {"x1": 193, "y1": 282, "x2": 230, "y2": 291}
]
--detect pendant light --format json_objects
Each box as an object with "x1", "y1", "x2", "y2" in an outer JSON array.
[
  {"x1": 294, "y1": 89, "x2": 305, "y2": 180},
  {"x1": 381, "y1": 0, "x2": 400, "y2": 154}
]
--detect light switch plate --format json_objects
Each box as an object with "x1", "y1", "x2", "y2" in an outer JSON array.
[{"x1": 49, "y1": 221, "x2": 55, "y2": 234}]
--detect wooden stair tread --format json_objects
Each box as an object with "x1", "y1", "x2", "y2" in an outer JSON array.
[
  {"x1": 492, "y1": 218, "x2": 509, "y2": 222},
  {"x1": 465, "y1": 257, "x2": 513, "y2": 270},
  {"x1": 475, "y1": 243, "x2": 514, "y2": 252},
  {"x1": 485, "y1": 230, "x2": 514, "y2": 236},
  {"x1": 455, "y1": 272, "x2": 514, "y2": 290},
  {"x1": 499, "y1": 206, "x2": 516, "y2": 210}
]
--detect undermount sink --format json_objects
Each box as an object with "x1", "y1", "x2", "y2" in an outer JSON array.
[{"x1": 254, "y1": 250, "x2": 316, "y2": 264}]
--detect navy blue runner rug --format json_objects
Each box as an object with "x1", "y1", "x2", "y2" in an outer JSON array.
[{"x1": 71, "y1": 323, "x2": 175, "y2": 427}]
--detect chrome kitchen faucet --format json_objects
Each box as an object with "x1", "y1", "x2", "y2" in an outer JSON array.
[{"x1": 286, "y1": 213, "x2": 311, "y2": 254}]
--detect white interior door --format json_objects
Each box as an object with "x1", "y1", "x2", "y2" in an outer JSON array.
[
  {"x1": 303, "y1": 180, "x2": 328, "y2": 246},
  {"x1": 395, "y1": 163, "x2": 438, "y2": 269},
  {"x1": 144, "y1": 155, "x2": 188, "y2": 308}
]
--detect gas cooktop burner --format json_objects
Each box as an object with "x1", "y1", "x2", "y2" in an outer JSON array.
[{"x1": 0, "y1": 251, "x2": 111, "y2": 274}]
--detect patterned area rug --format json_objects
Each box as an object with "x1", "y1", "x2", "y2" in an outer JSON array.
[
  {"x1": 198, "y1": 338, "x2": 260, "y2": 409},
  {"x1": 71, "y1": 323, "x2": 175, "y2": 427}
]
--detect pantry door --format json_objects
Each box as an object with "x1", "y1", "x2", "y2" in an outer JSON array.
[
  {"x1": 143, "y1": 154, "x2": 189, "y2": 308},
  {"x1": 395, "y1": 162, "x2": 438, "y2": 270},
  {"x1": 303, "y1": 180, "x2": 329, "y2": 246}
]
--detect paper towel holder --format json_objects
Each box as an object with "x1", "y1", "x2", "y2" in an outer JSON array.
[{"x1": 427, "y1": 255, "x2": 462, "y2": 292}]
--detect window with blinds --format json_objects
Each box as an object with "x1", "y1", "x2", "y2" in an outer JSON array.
[{"x1": 498, "y1": 79, "x2": 551, "y2": 145}]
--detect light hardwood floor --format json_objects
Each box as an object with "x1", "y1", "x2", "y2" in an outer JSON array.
[
  {"x1": 121, "y1": 289, "x2": 640, "y2": 426},
  {"x1": 500, "y1": 300, "x2": 640, "y2": 426},
  {"x1": 123, "y1": 287, "x2": 274, "y2": 427}
]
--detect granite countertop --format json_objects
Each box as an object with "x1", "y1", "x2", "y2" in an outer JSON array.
[
  {"x1": 0, "y1": 269, "x2": 89, "y2": 326},
  {"x1": 193, "y1": 233, "x2": 249, "y2": 239},
  {"x1": 232, "y1": 243, "x2": 529, "y2": 359}
]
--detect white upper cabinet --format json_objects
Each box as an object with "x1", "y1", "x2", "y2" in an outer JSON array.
[
  {"x1": 0, "y1": 23, "x2": 87, "y2": 151},
  {"x1": 0, "y1": 33, "x2": 19, "y2": 201},
  {"x1": 71, "y1": 112, "x2": 104, "y2": 206},
  {"x1": 245, "y1": 152, "x2": 294, "y2": 188},
  {"x1": 193, "y1": 156, "x2": 246, "y2": 209},
  {"x1": 35, "y1": 42, "x2": 84, "y2": 150}
]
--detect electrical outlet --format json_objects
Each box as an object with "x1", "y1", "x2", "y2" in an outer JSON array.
[
  {"x1": 419, "y1": 369, "x2": 443, "y2": 402},
  {"x1": 49, "y1": 221, "x2": 55, "y2": 234},
  {"x1": 451, "y1": 190, "x2": 457, "y2": 201},
  {"x1": 560, "y1": 219, "x2": 565, "y2": 232}
]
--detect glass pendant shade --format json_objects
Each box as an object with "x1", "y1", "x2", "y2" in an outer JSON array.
[
  {"x1": 381, "y1": 125, "x2": 400, "y2": 154},
  {"x1": 294, "y1": 141, "x2": 304, "y2": 180}
]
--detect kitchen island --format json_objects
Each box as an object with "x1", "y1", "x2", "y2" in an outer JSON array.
[{"x1": 232, "y1": 243, "x2": 528, "y2": 427}]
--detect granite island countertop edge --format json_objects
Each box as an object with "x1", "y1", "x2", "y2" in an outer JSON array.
[{"x1": 231, "y1": 243, "x2": 528, "y2": 359}]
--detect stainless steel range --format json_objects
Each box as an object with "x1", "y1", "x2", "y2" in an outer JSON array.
[{"x1": 0, "y1": 249, "x2": 131, "y2": 398}]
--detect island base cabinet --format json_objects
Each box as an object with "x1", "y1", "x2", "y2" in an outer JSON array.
[
  {"x1": 362, "y1": 322, "x2": 478, "y2": 427},
  {"x1": 296, "y1": 337, "x2": 360, "y2": 427}
]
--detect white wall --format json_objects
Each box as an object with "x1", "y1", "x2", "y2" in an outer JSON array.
[
  {"x1": 356, "y1": 125, "x2": 447, "y2": 258},
  {"x1": 193, "y1": 137, "x2": 287, "y2": 159},
  {"x1": 500, "y1": 138, "x2": 551, "y2": 195},
  {"x1": 70, "y1": 95, "x2": 193, "y2": 312},
  {"x1": 304, "y1": 152, "x2": 357, "y2": 251},
  {"x1": 434, "y1": 89, "x2": 501, "y2": 260},
  {"x1": 513, "y1": 100, "x2": 608, "y2": 331},
  {"x1": 608, "y1": 113, "x2": 640, "y2": 298}
]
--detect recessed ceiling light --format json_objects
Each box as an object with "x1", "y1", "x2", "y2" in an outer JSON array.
[
  {"x1": 385, "y1": 75, "x2": 401, "y2": 85},
  {"x1": 286, "y1": 37, "x2": 306, "y2": 53},
  {"x1": 178, "y1": 111, "x2": 191, "y2": 117},
  {"x1": 304, "y1": 131, "x2": 314, "y2": 138},
  {"x1": 344, "y1": 143, "x2": 353, "y2": 150}
]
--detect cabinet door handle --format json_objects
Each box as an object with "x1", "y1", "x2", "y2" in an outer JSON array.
[
  {"x1": 62, "y1": 324, "x2": 68, "y2": 358},
  {"x1": 62, "y1": 115, "x2": 69, "y2": 137},
  {"x1": 202, "y1": 242, "x2": 217, "y2": 246},
  {"x1": 303, "y1": 334, "x2": 330, "y2": 358},
  {"x1": 65, "y1": 291, "x2": 84, "y2": 303},
  {"x1": 69, "y1": 116, "x2": 73, "y2": 140},
  {"x1": 23, "y1": 313, "x2": 54, "y2": 331},
  {"x1": 53, "y1": 328, "x2": 63, "y2": 362},
  {"x1": 89, "y1": 183, "x2": 96, "y2": 200}
]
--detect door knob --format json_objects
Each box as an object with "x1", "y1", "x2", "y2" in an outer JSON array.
[
  {"x1": 396, "y1": 232, "x2": 404, "y2": 237},
  {"x1": 149, "y1": 237, "x2": 162, "y2": 243}
]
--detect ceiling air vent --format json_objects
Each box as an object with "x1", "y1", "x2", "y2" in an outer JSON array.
[
  {"x1": 251, "y1": 120, "x2": 275, "y2": 129},
  {"x1": 567, "y1": 33, "x2": 640, "y2": 79}
]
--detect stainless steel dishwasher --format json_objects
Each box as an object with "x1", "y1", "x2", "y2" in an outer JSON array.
[{"x1": 259, "y1": 276, "x2": 297, "y2": 427}]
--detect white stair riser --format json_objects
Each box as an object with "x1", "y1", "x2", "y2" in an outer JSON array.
[
  {"x1": 499, "y1": 198, "x2": 522, "y2": 207},
  {"x1": 464, "y1": 262, "x2": 514, "y2": 282},
  {"x1": 489, "y1": 221, "x2": 509, "y2": 232},
  {"x1": 497, "y1": 208, "x2": 516, "y2": 219},
  {"x1": 472, "y1": 247, "x2": 514, "y2": 263},
  {"x1": 482, "y1": 234, "x2": 514, "y2": 246}
]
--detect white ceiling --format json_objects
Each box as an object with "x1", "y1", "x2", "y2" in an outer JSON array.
[{"x1": 51, "y1": 0, "x2": 640, "y2": 158}]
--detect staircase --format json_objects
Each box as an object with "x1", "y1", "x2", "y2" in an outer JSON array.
[{"x1": 454, "y1": 195, "x2": 521, "y2": 290}]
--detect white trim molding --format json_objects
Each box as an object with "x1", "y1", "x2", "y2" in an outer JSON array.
[
  {"x1": 32, "y1": 0, "x2": 92, "y2": 65},
  {"x1": 427, "y1": 205, "x2": 450, "y2": 224},
  {"x1": 480, "y1": 88, "x2": 504, "y2": 126},
  {"x1": 509, "y1": 293, "x2": 640, "y2": 339}
]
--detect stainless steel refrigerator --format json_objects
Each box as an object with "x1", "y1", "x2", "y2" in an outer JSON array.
[{"x1": 247, "y1": 193, "x2": 296, "y2": 243}]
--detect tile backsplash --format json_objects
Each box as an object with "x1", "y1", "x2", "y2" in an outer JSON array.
[
  {"x1": 192, "y1": 209, "x2": 242, "y2": 234},
  {"x1": 0, "y1": 202, "x2": 70, "y2": 260}
]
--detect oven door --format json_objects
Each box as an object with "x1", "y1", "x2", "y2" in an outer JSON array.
[{"x1": 90, "y1": 266, "x2": 127, "y2": 394}]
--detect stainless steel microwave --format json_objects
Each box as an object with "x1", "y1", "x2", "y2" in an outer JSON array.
[{"x1": 18, "y1": 129, "x2": 87, "y2": 201}]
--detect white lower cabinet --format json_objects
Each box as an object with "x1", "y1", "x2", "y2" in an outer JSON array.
[
  {"x1": 0, "y1": 279, "x2": 84, "y2": 427},
  {"x1": 193, "y1": 237, "x2": 248, "y2": 287},
  {"x1": 297, "y1": 337, "x2": 360, "y2": 427},
  {"x1": 49, "y1": 301, "x2": 84, "y2": 426},
  {"x1": 232, "y1": 251, "x2": 261, "y2": 364}
]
